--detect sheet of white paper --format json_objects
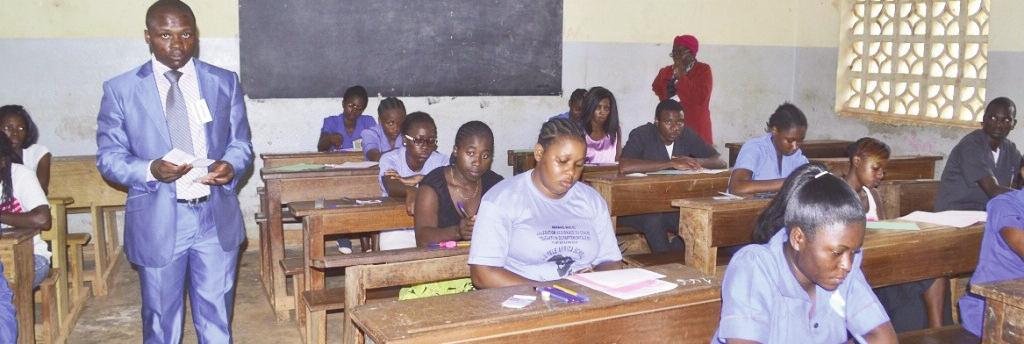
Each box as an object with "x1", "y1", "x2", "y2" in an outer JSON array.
[
  {"x1": 326, "y1": 161, "x2": 379, "y2": 169},
  {"x1": 899, "y1": 210, "x2": 987, "y2": 228},
  {"x1": 567, "y1": 268, "x2": 666, "y2": 289},
  {"x1": 162, "y1": 148, "x2": 196, "y2": 166},
  {"x1": 191, "y1": 158, "x2": 215, "y2": 168},
  {"x1": 646, "y1": 168, "x2": 729, "y2": 175},
  {"x1": 567, "y1": 274, "x2": 678, "y2": 300},
  {"x1": 501, "y1": 295, "x2": 536, "y2": 309}
]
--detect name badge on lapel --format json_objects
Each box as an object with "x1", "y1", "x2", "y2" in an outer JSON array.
[{"x1": 187, "y1": 99, "x2": 214, "y2": 124}]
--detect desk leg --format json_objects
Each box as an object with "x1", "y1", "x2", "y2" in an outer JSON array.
[
  {"x1": 680, "y1": 208, "x2": 717, "y2": 276},
  {"x1": 11, "y1": 238, "x2": 35, "y2": 344},
  {"x1": 300, "y1": 216, "x2": 326, "y2": 342},
  {"x1": 46, "y1": 202, "x2": 70, "y2": 336},
  {"x1": 267, "y1": 189, "x2": 291, "y2": 321},
  {"x1": 89, "y1": 207, "x2": 109, "y2": 296}
]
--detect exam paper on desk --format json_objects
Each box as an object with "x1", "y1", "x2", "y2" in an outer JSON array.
[{"x1": 898, "y1": 210, "x2": 987, "y2": 228}]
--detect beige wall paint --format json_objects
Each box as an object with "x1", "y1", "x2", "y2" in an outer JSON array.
[{"x1": 2, "y1": 1, "x2": 239, "y2": 38}]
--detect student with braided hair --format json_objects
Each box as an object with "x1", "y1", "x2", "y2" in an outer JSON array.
[
  {"x1": 469, "y1": 118, "x2": 622, "y2": 289},
  {"x1": 361, "y1": 97, "x2": 406, "y2": 161}
]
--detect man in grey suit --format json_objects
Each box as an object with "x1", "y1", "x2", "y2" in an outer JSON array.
[{"x1": 95, "y1": 1, "x2": 252, "y2": 342}]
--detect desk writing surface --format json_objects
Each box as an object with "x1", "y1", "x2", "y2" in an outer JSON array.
[
  {"x1": 350, "y1": 264, "x2": 721, "y2": 344},
  {"x1": 260, "y1": 165, "x2": 379, "y2": 180},
  {"x1": 811, "y1": 155, "x2": 942, "y2": 180},
  {"x1": 860, "y1": 222, "x2": 983, "y2": 288},
  {"x1": 586, "y1": 171, "x2": 730, "y2": 216},
  {"x1": 673, "y1": 197, "x2": 771, "y2": 248},
  {"x1": 50, "y1": 155, "x2": 127, "y2": 208},
  {"x1": 259, "y1": 151, "x2": 364, "y2": 169},
  {"x1": 973, "y1": 278, "x2": 1024, "y2": 308}
]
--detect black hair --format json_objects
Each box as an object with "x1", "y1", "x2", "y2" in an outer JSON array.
[
  {"x1": 985, "y1": 97, "x2": 1017, "y2": 118},
  {"x1": 537, "y1": 118, "x2": 586, "y2": 149},
  {"x1": 579, "y1": 86, "x2": 620, "y2": 143},
  {"x1": 450, "y1": 121, "x2": 495, "y2": 164},
  {"x1": 0, "y1": 105, "x2": 40, "y2": 149},
  {"x1": 145, "y1": 0, "x2": 196, "y2": 29},
  {"x1": 568, "y1": 88, "x2": 587, "y2": 104},
  {"x1": 784, "y1": 169, "x2": 865, "y2": 240},
  {"x1": 655, "y1": 99, "x2": 684, "y2": 120},
  {"x1": 376, "y1": 97, "x2": 405, "y2": 117},
  {"x1": 765, "y1": 102, "x2": 808, "y2": 132},
  {"x1": 0, "y1": 133, "x2": 13, "y2": 203},
  {"x1": 401, "y1": 111, "x2": 437, "y2": 136},
  {"x1": 846, "y1": 137, "x2": 891, "y2": 163},
  {"x1": 343, "y1": 86, "x2": 369, "y2": 103}
]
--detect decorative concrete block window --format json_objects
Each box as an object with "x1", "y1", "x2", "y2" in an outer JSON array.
[{"x1": 836, "y1": 0, "x2": 990, "y2": 127}]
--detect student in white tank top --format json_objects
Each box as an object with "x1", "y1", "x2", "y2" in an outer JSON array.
[{"x1": 842, "y1": 137, "x2": 891, "y2": 221}]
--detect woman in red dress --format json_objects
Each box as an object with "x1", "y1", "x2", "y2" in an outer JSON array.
[{"x1": 651, "y1": 34, "x2": 714, "y2": 144}]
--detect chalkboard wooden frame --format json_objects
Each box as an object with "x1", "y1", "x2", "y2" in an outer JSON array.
[{"x1": 240, "y1": 0, "x2": 563, "y2": 99}]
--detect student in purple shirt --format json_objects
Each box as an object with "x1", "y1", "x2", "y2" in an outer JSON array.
[
  {"x1": 718, "y1": 163, "x2": 897, "y2": 343},
  {"x1": 317, "y1": 85, "x2": 376, "y2": 152},
  {"x1": 578, "y1": 87, "x2": 622, "y2": 164},
  {"x1": 729, "y1": 103, "x2": 809, "y2": 195},
  {"x1": 958, "y1": 189, "x2": 1024, "y2": 336},
  {"x1": 361, "y1": 97, "x2": 406, "y2": 161},
  {"x1": 549, "y1": 88, "x2": 587, "y2": 122}
]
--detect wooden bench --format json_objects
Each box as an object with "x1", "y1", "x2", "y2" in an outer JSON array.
[
  {"x1": 50, "y1": 155, "x2": 127, "y2": 297},
  {"x1": 0, "y1": 228, "x2": 41, "y2": 344},
  {"x1": 65, "y1": 233, "x2": 91, "y2": 310},
  {"x1": 898, "y1": 325, "x2": 979, "y2": 344},
  {"x1": 972, "y1": 278, "x2": 1024, "y2": 342}
]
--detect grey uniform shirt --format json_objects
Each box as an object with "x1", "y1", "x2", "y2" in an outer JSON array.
[{"x1": 934, "y1": 129, "x2": 1021, "y2": 211}]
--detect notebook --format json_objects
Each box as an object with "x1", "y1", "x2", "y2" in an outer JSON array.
[{"x1": 566, "y1": 268, "x2": 678, "y2": 300}]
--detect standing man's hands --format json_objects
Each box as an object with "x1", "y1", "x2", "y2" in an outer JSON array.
[
  {"x1": 150, "y1": 159, "x2": 192, "y2": 182},
  {"x1": 197, "y1": 161, "x2": 235, "y2": 186}
]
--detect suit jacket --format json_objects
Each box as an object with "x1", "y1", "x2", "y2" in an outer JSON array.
[{"x1": 96, "y1": 59, "x2": 253, "y2": 268}]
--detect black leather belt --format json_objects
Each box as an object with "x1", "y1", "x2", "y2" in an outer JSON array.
[{"x1": 176, "y1": 196, "x2": 209, "y2": 206}]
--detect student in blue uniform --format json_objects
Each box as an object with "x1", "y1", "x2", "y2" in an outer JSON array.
[
  {"x1": 729, "y1": 103, "x2": 809, "y2": 194},
  {"x1": 469, "y1": 119, "x2": 622, "y2": 288},
  {"x1": 959, "y1": 188, "x2": 1024, "y2": 336},
  {"x1": 361, "y1": 97, "x2": 406, "y2": 162},
  {"x1": 317, "y1": 85, "x2": 376, "y2": 152},
  {"x1": 718, "y1": 163, "x2": 897, "y2": 343},
  {"x1": 618, "y1": 99, "x2": 726, "y2": 253},
  {"x1": 549, "y1": 88, "x2": 587, "y2": 122}
]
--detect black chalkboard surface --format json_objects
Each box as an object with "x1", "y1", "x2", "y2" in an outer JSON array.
[{"x1": 240, "y1": 0, "x2": 562, "y2": 99}]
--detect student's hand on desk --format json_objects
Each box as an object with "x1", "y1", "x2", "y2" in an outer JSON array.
[
  {"x1": 669, "y1": 156, "x2": 702, "y2": 171},
  {"x1": 150, "y1": 159, "x2": 192, "y2": 182},
  {"x1": 197, "y1": 161, "x2": 235, "y2": 186},
  {"x1": 385, "y1": 170, "x2": 424, "y2": 187},
  {"x1": 458, "y1": 215, "x2": 476, "y2": 240},
  {"x1": 404, "y1": 195, "x2": 416, "y2": 216},
  {"x1": 324, "y1": 133, "x2": 343, "y2": 149}
]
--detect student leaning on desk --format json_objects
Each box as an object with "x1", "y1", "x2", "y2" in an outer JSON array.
[{"x1": 468, "y1": 118, "x2": 622, "y2": 288}]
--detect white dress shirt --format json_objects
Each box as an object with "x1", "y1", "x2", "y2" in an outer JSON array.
[{"x1": 148, "y1": 56, "x2": 210, "y2": 199}]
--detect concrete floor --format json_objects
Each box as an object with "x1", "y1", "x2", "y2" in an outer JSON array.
[{"x1": 68, "y1": 250, "x2": 312, "y2": 344}]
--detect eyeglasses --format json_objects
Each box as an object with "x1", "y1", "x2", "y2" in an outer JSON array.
[
  {"x1": 1, "y1": 125, "x2": 26, "y2": 132},
  {"x1": 404, "y1": 135, "x2": 438, "y2": 147},
  {"x1": 986, "y1": 115, "x2": 1016, "y2": 124}
]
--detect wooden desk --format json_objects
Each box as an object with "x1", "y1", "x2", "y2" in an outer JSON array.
[
  {"x1": 877, "y1": 179, "x2": 939, "y2": 217},
  {"x1": 49, "y1": 155, "x2": 127, "y2": 296},
  {"x1": 0, "y1": 228, "x2": 39, "y2": 344},
  {"x1": 507, "y1": 149, "x2": 535, "y2": 175},
  {"x1": 972, "y1": 278, "x2": 1024, "y2": 343},
  {"x1": 260, "y1": 151, "x2": 364, "y2": 169},
  {"x1": 587, "y1": 171, "x2": 730, "y2": 217},
  {"x1": 350, "y1": 264, "x2": 721, "y2": 344},
  {"x1": 811, "y1": 155, "x2": 943, "y2": 181},
  {"x1": 673, "y1": 197, "x2": 771, "y2": 275},
  {"x1": 726, "y1": 139, "x2": 852, "y2": 166},
  {"x1": 260, "y1": 166, "x2": 381, "y2": 319},
  {"x1": 860, "y1": 222, "x2": 982, "y2": 288}
]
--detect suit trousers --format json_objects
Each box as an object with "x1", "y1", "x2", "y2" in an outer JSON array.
[{"x1": 137, "y1": 201, "x2": 239, "y2": 344}]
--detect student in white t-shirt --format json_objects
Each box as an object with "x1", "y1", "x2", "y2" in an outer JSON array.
[
  {"x1": 469, "y1": 118, "x2": 623, "y2": 288},
  {"x1": 0, "y1": 105, "x2": 51, "y2": 194},
  {"x1": 0, "y1": 133, "x2": 52, "y2": 288}
]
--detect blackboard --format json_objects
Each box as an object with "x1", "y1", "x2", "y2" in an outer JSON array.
[{"x1": 239, "y1": 0, "x2": 562, "y2": 99}]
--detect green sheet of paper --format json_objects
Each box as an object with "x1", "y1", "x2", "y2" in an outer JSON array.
[
  {"x1": 867, "y1": 221, "x2": 920, "y2": 231},
  {"x1": 267, "y1": 163, "x2": 326, "y2": 173}
]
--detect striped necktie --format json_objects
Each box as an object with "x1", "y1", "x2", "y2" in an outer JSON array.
[{"x1": 164, "y1": 70, "x2": 194, "y2": 154}]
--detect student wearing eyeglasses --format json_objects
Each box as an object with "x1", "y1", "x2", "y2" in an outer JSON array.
[{"x1": 376, "y1": 111, "x2": 449, "y2": 250}]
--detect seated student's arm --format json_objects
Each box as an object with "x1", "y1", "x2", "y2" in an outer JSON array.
[
  {"x1": 413, "y1": 185, "x2": 469, "y2": 247},
  {"x1": 615, "y1": 129, "x2": 623, "y2": 162},
  {"x1": 846, "y1": 265, "x2": 897, "y2": 344},
  {"x1": 861, "y1": 323, "x2": 898, "y2": 344},
  {"x1": 590, "y1": 198, "x2": 623, "y2": 271},
  {"x1": 716, "y1": 249, "x2": 773, "y2": 343},
  {"x1": 382, "y1": 172, "x2": 422, "y2": 199},
  {"x1": 977, "y1": 176, "x2": 1014, "y2": 198},
  {"x1": 0, "y1": 205, "x2": 51, "y2": 230},
  {"x1": 619, "y1": 157, "x2": 682, "y2": 173},
  {"x1": 1001, "y1": 227, "x2": 1024, "y2": 258},
  {"x1": 695, "y1": 154, "x2": 727, "y2": 169},
  {"x1": 37, "y1": 152, "x2": 51, "y2": 194},
  {"x1": 869, "y1": 187, "x2": 889, "y2": 220},
  {"x1": 468, "y1": 194, "x2": 537, "y2": 289},
  {"x1": 728, "y1": 169, "x2": 783, "y2": 195},
  {"x1": 365, "y1": 149, "x2": 384, "y2": 162},
  {"x1": 317, "y1": 132, "x2": 342, "y2": 152},
  {"x1": 470, "y1": 265, "x2": 535, "y2": 289}
]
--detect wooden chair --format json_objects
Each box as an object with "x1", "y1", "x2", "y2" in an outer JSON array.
[{"x1": 340, "y1": 251, "x2": 470, "y2": 344}]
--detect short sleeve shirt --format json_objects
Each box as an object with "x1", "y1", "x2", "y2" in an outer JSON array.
[
  {"x1": 620, "y1": 123, "x2": 718, "y2": 162},
  {"x1": 0, "y1": 164, "x2": 51, "y2": 260},
  {"x1": 713, "y1": 230, "x2": 889, "y2": 343},
  {"x1": 419, "y1": 167, "x2": 504, "y2": 228},
  {"x1": 19, "y1": 144, "x2": 50, "y2": 172},
  {"x1": 733, "y1": 134, "x2": 809, "y2": 180},
  {"x1": 959, "y1": 190, "x2": 1024, "y2": 336},
  {"x1": 377, "y1": 146, "x2": 449, "y2": 197},
  {"x1": 468, "y1": 171, "x2": 623, "y2": 282},
  {"x1": 360, "y1": 125, "x2": 402, "y2": 160},
  {"x1": 935, "y1": 130, "x2": 1021, "y2": 211},
  {"x1": 549, "y1": 112, "x2": 570, "y2": 121},
  {"x1": 585, "y1": 134, "x2": 618, "y2": 164},
  {"x1": 320, "y1": 114, "x2": 377, "y2": 150}
]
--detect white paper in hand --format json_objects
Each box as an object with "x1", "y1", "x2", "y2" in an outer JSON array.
[{"x1": 163, "y1": 148, "x2": 215, "y2": 167}]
